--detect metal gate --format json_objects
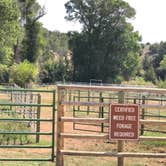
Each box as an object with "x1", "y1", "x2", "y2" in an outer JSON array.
[{"x1": 0, "y1": 88, "x2": 56, "y2": 162}]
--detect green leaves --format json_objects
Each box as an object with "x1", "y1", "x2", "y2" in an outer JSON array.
[
  {"x1": 148, "y1": 42, "x2": 166, "y2": 80},
  {"x1": 10, "y1": 60, "x2": 38, "y2": 87},
  {"x1": 159, "y1": 55, "x2": 166, "y2": 70},
  {"x1": 0, "y1": 0, "x2": 21, "y2": 65},
  {"x1": 66, "y1": 0, "x2": 141, "y2": 82},
  {"x1": 21, "y1": 22, "x2": 45, "y2": 63},
  {"x1": 0, "y1": 64, "x2": 9, "y2": 83}
]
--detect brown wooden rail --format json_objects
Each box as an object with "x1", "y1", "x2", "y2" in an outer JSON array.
[{"x1": 56, "y1": 84, "x2": 166, "y2": 166}]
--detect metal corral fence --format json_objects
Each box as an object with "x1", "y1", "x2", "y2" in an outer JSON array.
[
  {"x1": 56, "y1": 84, "x2": 166, "y2": 166},
  {"x1": 0, "y1": 88, "x2": 56, "y2": 162}
]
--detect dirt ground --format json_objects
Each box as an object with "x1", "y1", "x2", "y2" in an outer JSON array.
[{"x1": 0, "y1": 89, "x2": 166, "y2": 166}]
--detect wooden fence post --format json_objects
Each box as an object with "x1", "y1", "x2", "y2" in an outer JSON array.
[
  {"x1": 118, "y1": 91, "x2": 125, "y2": 166},
  {"x1": 56, "y1": 87, "x2": 65, "y2": 166}
]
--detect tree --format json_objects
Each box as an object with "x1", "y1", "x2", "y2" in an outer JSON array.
[
  {"x1": 159, "y1": 54, "x2": 166, "y2": 70},
  {"x1": 20, "y1": 0, "x2": 45, "y2": 63},
  {"x1": 39, "y1": 51, "x2": 73, "y2": 83},
  {"x1": 39, "y1": 28, "x2": 73, "y2": 83},
  {"x1": 0, "y1": 0, "x2": 21, "y2": 65},
  {"x1": 42, "y1": 29, "x2": 69, "y2": 58},
  {"x1": 22, "y1": 21, "x2": 45, "y2": 63},
  {"x1": 39, "y1": 60, "x2": 66, "y2": 83},
  {"x1": 149, "y1": 42, "x2": 166, "y2": 80},
  {"x1": 144, "y1": 64, "x2": 156, "y2": 83},
  {"x1": 158, "y1": 54, "x2": 166, "y2": 80},
  {"x1": 65, "y1": 0, "x2": 141, "y2": 83},
  {"x1": 142, "y1": 55, "x2": 156, "y2": 83},
  {"x1": 122, "y1": 52, "x2": 141, "y2": 81}
]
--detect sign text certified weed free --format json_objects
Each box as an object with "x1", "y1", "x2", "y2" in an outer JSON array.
[{"x1": 109, "y1": 104, "x2": 139, "y2": 140}]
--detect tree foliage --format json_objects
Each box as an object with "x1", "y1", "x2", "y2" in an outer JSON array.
[
  {"x1": 20, "y1": 0, "x2": 45, "y2": 63},
  {"x1": 39, "y1": 51, "x2": 73, "y2": 83},
  {"x1": 66, "y1": 0, "x2": 141, "y2": 83},
  {"x1": 39, "y1": 60, "x2": 66, "y2": 83},
  {"x1": 22, "y1": 21, "x2": 45, "y2": 62},
  {"x1": 0, "y1": 0, "x2": 21, "y2": 65},
  {"x1": 122, "y1": 52, "x2": 141, "y2": 81},
  {"x1": 0, "y1": 64, "x2": 9, "y2": 83},
  {"x1": 148, "y1": 42, "x2": 166, "y2": 80},
  {"x1": 42, "y1": 29, "x2": 69, "y2": 58},
  {"x1": 159, "y1": 55, "x2": 166, "y2": 70},
  {"x1": 158, "y1": 54, "x2": 166, "y2": 79}
]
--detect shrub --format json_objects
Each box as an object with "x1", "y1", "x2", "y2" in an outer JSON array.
[
  {"x1": 10, "y1": 60, "x2": 38, "y2": 87},
  {"x1": 0, "y1": 64, "x2": 9, "y2": 83},
  {"x1": 156, "y1": 79, "x2": 166, "y2": 88},
  {"x1": 122, "y1": 77, "x2": 154, "y2": 86},
  {"x1": 39, "y1": 60, "x2": 66, "y2": 83}
]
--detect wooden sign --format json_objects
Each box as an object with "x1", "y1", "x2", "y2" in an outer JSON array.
[{"x1": 109, "y1": 104, "x2": 139, "y2": 140}]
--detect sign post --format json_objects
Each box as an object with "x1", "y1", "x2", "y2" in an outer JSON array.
[{"x1": 109, "y1": 104, "x2": 139, "y2": 140}]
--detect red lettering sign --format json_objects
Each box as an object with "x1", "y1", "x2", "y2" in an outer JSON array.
[{"x1": 109, "y1": 104, "x2": 139, "y2": 140}]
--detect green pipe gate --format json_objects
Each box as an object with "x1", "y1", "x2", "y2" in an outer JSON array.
[{"x1": 0, "y1": 88, "x2": 56, "y2": 162}]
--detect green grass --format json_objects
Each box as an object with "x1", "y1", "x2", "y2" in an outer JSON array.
[
  {"x1": 142, "y1": 131, "x2": 166, "y2": 147},
  {"x1": 0, "y1": 120, "x2": 31, "y2": 145}
]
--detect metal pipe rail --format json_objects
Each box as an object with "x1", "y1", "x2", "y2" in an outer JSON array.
[
  {"x1": 0, "y1": 145, "x2": 52, "y2": 148},
  {"x1": 0, "y1": 158, "x2": 52, "y2": 161},
  {"x1": 57, "y1": 84, "x2": 166, "y2": 94},
  {"x1": 0, "y1": 88, "x2": 54, "y2": 93},
  {"x1": 0, "y1": 103, "x2": 53, "y2": 107},
  {"x1": 0, "y1": 131, "x2": 52, "y2": 135},
  {"x1": 73, "y1": 95, "x2": 166, "y2": 101},
  {"x1": 0, "y1": 118, "x2": 53, "y2": 122}
]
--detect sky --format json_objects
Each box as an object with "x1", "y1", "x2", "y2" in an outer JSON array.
[{"x1": 37, "y1": 0, "x2": 166, "y2": 43}]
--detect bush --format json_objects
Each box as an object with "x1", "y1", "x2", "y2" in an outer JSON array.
[
  {"x1": 10, "y1": 60, "x2": 38, "y2": 87},
  {"x1": 156, "y1": 80, "x2": 166, "y2": 88},
  {"x1": 122, "y1": 77, "x2": 155, "y2": 86},
  {"x1": 0, "y1": 64, "x2": 9, "y2": 83},
  {"x1": 39, "y1": 60, "x2": 66, "y2": 83}
]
